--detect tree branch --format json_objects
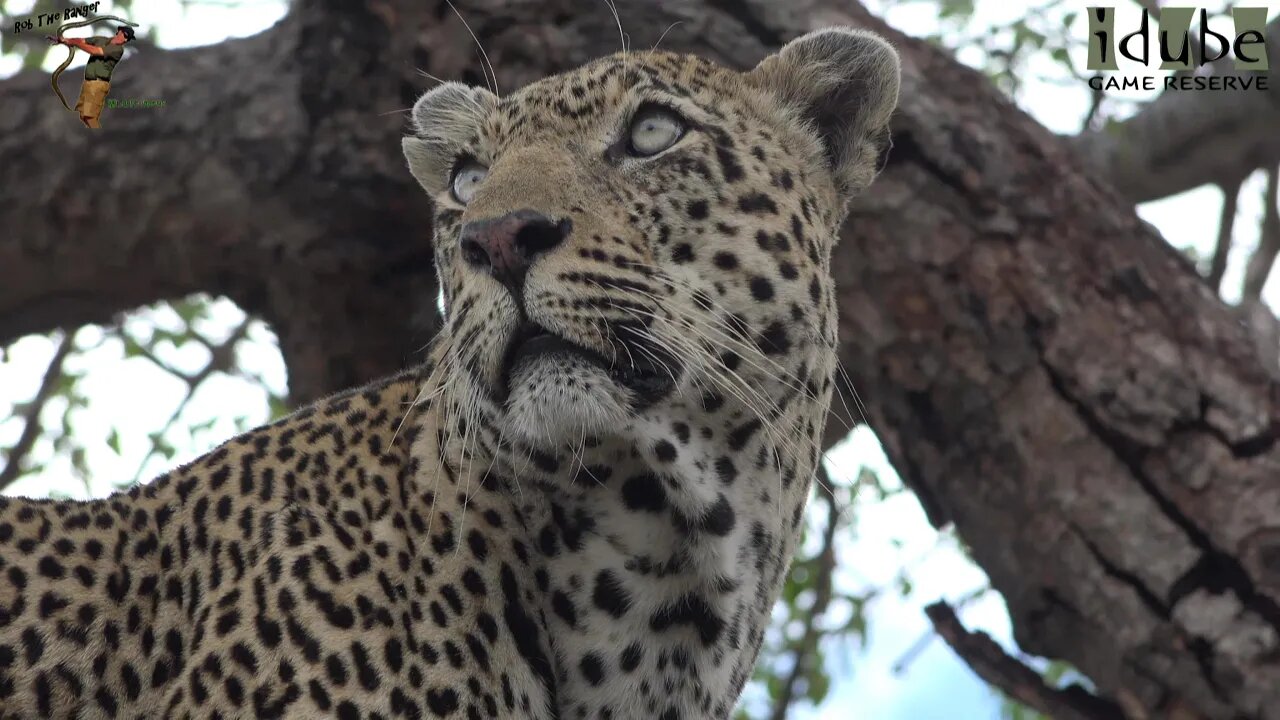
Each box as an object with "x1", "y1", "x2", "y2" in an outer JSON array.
[
  {"x1": 0, "y1": 333, "x2": 74, "y2": 492},
  {"x1": 1079, "y1": 82, "x2": 1105, "y2": 134},
  {"x1": 1073, "y1": 17, "x2": 1280, "y2": 203},
  {"x1": 0, "y1": 0, "x2": 439, "y2": 404},
  {"x1": 6, "y1": 3, "x2": 1280, "y2": 715},
  {"x1": 925, "y1": 602, "x2": 1125, "y2": 720},
  {"x1": 1242, "y1": 166, "x2": 1280, "y2": 301},
  {"x1": 1131, "y1": 0, "x2": 1161, "y2": 22},
  {"x1": 2, "y1": 0, "x2": 1273, "y2": 404},
  {"x1": 1207, "y1": 177, "x2": 1242, "y2": 292},
  {"x1": 826, "y1": 4, "x2": 1280, "y2": 716},
  {"x1": 891, "y1": 583, "x2": 988, "y2": 675},
  {"x1": 768, "y1": 467, "x2": 840, "y2": 720},
  {"x1": 126, "y1": 318, "x2": 252, "y2": 484}
]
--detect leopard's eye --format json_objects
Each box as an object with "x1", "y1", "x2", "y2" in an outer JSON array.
[
  {"x1": 450, "y1": 160, "x2": 488, "y2": 204},
  {"x1": 627, "y1": 105, "x2": 685, "y2": 157}
]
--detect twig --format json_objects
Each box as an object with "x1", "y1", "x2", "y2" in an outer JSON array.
[
  {"x1": 127, "y1": 318, "x2": 252, "y2": 484},
  {"x1": 768, "y1": 466, "x2": 840, "y2": 720},
  {"x1": 891, "y1": 583, "x2": 990, "y2": 674},
  {"x1": 890, "y1": 624, "x2": 937, "y2": 676},
  {"x1": 1207, "y1": 176, "x2": 1243, "y2": 292},
  {"x1": 1242, "y1": 166, "x2": 1280, "y2": 301},
  {"x1": 1132, "y1": 0, "x2": 1161, "y2": 22},
  {"x1": 0, "y1": 333, "x2": 75, "y2": 492},
  {"x1": 1080, "y1": 83, "x2": 1106, "y2": 133},
  {"x1": 925, "y1": 601, "x2": 1125, "y2": 720}
]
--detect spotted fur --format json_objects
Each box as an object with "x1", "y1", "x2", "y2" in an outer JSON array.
[{"x1": 0, "y1": 28, "x2": 898, "y2": 720}]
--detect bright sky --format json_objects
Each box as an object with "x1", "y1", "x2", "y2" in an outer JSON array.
[{"x1": 2, "y1": 1, "x2": 1278, "y2": 718}]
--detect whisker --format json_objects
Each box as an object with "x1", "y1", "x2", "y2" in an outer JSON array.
[
  {"x1": 834, "y1": 358, "x2": 873, "y2": 430},
  {"x1": 445, "y1": 0, "x2": 500, "y2": 98},
  {"x1": 603, "y1": 0, "x2": 629, "y2": 56},
  {"x1": 611, "y1": 303, "x2": 848, "y2": 495},
  {"x1": 572, "y1": 423, "x2": 606, "y2": 489},
  {"x1": 394, "y1": 341, "x2": 455, "y2": 445},
  {"x1": 425, "y1": 358, "x2": 463, "y2": 538},
  {"x1": 652, "y1": 21, "x2": 682, "y2": 51},
  {"x1": 606, "y1": 283, "x2": 849, "y2": 433},
  {"x1": 416, "y1": 68, "x2": 449, "y2": 85},
  {"x1": 612, "y1": 264, "x2": 860, "y2": 438},
  {"x1": 451, "y1": 375, "x2": 485, "y2": 561}
]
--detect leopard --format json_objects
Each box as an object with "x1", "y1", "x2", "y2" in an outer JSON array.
[{"x1": 0, "y1": 27, "x2": 899, "y2": 720}]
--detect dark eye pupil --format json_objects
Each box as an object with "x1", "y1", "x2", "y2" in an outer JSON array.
[{"x1": 621, "y1": 105, "x2": 685, "y2": 160}]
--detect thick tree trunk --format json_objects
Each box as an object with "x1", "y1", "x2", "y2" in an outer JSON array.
[
  {"x1": 841, "y1": 11, "x2": 1280, "y2": 718},
  {"x1": 3, "y1": 1, "x2": 1279, "y2": 717}
]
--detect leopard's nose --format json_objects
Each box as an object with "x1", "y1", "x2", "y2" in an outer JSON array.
[{"x1": 458, "y1": 209, "x2": 571, "y2": 297}]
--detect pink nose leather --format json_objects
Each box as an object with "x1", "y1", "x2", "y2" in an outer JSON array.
[{"x1": 458, "y1": 209, "x2": 570, "y2": 295}]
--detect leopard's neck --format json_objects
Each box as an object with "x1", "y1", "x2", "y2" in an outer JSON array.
[{"x1": 435, "y1": 386, "x2": 826, "y2": 720}]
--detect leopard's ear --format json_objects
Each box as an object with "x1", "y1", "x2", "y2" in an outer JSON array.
[
  {"x1": 402, "y1": 82, "x2": 497, "y2": 196},
  {"x1": 748, "y1": 28, "x2": 900, "y2": 196}
]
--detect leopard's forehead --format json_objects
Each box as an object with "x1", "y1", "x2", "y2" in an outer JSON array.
[
  {"x1": 481, "y1": 51, "x2": 744, "y2": 142},
  {"x1": 513, "y1": 51, "x2": 734, "y2": 104}
]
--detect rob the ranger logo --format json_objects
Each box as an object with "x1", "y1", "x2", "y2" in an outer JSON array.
[{"x1": 1087, "y1": 6, "x2": 1270, "y2": 91}]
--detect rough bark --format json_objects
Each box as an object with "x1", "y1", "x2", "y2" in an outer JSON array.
[
  {"x1": 3, "y1": 1, "x2": 1280, "y2": 718},
  {"x1": 839, "y1": 8, "x2": 1280, "y2": 718},
  {"x1": 0, "y1": 0, "x2": 442, "y2": 402}
]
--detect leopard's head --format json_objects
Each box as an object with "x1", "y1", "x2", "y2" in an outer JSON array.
[{"x1": 403, "y1": 28, "x2": 899, "y2": 449}]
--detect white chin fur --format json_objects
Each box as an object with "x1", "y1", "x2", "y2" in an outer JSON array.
[{"x1": 501, "y1": 358, "x2": 631, "y2": 447}]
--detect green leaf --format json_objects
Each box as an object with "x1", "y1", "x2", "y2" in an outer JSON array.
[
  {"x1": 188, "y1": 417, "x2": 218, "y2": 436},
  {"x1": 939, "y1": 0, "x2": 975, "y2": 20},
  {"x1": 172, "y1": 300, "x2": 199, "y2": 325},
  {"x1": 764, "y1": 672, "x2": 779, "y2": 705},
  {"x1": 846, "y1": 609, "x2": 867, "y2": 639},
  {"x1": 71, "y1": 447, "x2": 88, "y2": 476},
  {"x1": 1042, "y1": 660, "x2": 1070, "y2": 686},
  {"x1": 152, "y1": 329, "x2": 189, "y2": 349},
  {"x1": 268, "y1": 395, "x2": 291, "y2": 422},
  {"x1": 805, "y1": 666, "x2": 831, "y2": 704},
  {"x1": 60, "y1": 411, "x2": 74, "y2": 440},
  {"x1": 122, "y1": 336, "x2": 146, "y2": 359},
  {"x1": 106, "y1": 428, "x2": 122, "y2": 456},
  {"x1": 146, "y1": 431, "x2": 177, "y2": 461}
]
